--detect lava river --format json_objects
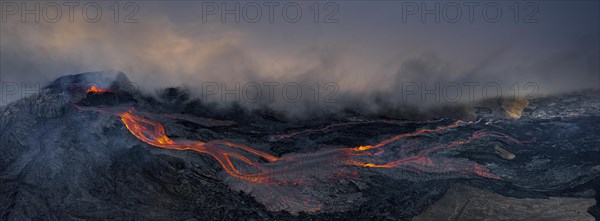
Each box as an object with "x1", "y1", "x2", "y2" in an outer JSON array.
[
  {"x1": 76, "y1": 89, "x2": 523, "y2": 212},
  {"x1": 76, "y1": 106, "x2": 519, "y2": 184}
]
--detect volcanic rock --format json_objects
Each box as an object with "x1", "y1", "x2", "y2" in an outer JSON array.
[
  {"x1": 413, "y1": 184, "x2": 596, "y2": 221},
  {"x1": 1, "y1": 72, "x2": 599, "y2": 220},
  {"x1": 494, "y1": 144, "x2": 516, "y2": 160}
]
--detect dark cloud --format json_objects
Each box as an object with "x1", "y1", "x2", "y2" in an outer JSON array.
[{"x1": 1, "y1": 2, "x2": 598, "y2": 116}]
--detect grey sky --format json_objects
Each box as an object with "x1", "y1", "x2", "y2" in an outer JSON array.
[{"x1": 1, "y1": 1, "x2": 598, "y2": 110}]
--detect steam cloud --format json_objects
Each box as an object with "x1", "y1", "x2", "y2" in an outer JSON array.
[{"x1": 1, "y1": 2, "x2": 598, "y2": 116}]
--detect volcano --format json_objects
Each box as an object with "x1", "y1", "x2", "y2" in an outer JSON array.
[{"x1": 1, "y1": 72, "x2": 599, "y2": 220}]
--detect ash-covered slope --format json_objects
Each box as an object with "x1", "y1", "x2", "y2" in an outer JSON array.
[{"x1": 1, "y1": 72, "x2": 599, "y2": 220}]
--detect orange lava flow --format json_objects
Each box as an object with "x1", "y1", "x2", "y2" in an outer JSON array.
[
  {"x1": 119, "y1": 110, "x2": 279, "y2": 183},
  {"x1": 273, "y1": 120, "x2": 398, "y2": 140},
  {"x1": 86, "y1": 86, "x2": 112, "y2": 93},
  {"x1": 272, "y1": 119, "x2": 444, "y2": 140},
  {"x1": 96, "y1": 107, "x2": 512, "y2": 183},
  {"x1": 354, "y1": 120, "x2": 462, "y2": 151},
  {"x1": 345, "y1": 131, "x2": 504, "y2": 180}
]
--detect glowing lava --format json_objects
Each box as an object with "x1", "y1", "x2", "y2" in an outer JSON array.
[
  {"x1": 352, "y1": 120, "x2": 463, "y2": 151},
  {"x1": 119, "y1": 110, "x2": 279, "y2": 183},
  {"x1": 344, "y1": 130, "x2": 510, "y2": 179},
  {"x1": 272, "y1": 119, "x2": 443, "y2": 140},
  {"x1": 77, "y1": 105, "x2": 520, "y2": 185},
  {"x1": 86, "y1": 85, "x2": 112, "y2": 93}
]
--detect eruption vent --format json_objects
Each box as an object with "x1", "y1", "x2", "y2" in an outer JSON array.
[{"x1": 86, "y1": 86, "x2": 112, "y2": 94}]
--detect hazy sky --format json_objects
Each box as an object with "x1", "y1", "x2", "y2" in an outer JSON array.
[{"x1": 1, "y1": 1, "x2": 598, "y2": 110}]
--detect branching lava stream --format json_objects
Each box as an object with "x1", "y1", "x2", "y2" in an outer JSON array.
[
  {"x1": 113, "y1": 108, "x2": 511, "y2": 183},
  {"x1": 77, "y1": 101, "x2": 521, "y2": 212}
]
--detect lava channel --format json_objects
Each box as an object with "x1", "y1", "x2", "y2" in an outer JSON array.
[{"x1": 74, "y1": 106, "x2": 521, "y2": 184}]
